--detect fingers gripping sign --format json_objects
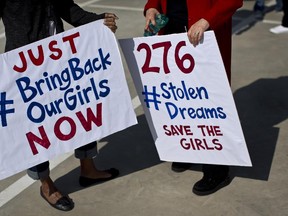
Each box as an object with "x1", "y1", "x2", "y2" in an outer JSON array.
[
  {"x1": 187, "y1": 18, "x2": 210, "y2": 47},
  {"x1": 103, "y1": 13, "x2": 119, "y2": 33}
]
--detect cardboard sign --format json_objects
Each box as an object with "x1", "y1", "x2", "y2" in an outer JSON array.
[
  {"x1": 0, "y1": 20, "x2": 137, "y2": 180},
  {"x1": 119, "y1": 31, "x2": 251, "y2": 166}
]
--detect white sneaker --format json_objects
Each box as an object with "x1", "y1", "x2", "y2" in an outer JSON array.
[{"x1": 269, "y1": 25, "x2": 288, "y2": 34}]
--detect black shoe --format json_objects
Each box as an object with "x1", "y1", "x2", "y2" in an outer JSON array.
[
  {"x1": 192, "y1": 175, "x2": 231, "y2": 196},
  {"x1": 253, "y1": 4, "x2": 265, "y2": 20},
  {"x1": 40, "y1": 187, "x2": 74, "y2": 211},
  {"x1": 171, "y1": 162, "x2": 191, "y2": 172},
  {"x1": 253, "y1": 10, "x2": 264, "y2": 20},
  {"x1": 79, "y1": 168, "x2": 119, "y2": 187}
]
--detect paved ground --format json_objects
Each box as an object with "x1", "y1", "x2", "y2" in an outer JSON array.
[{"x1": 0, "y1": 0, "x2": 288, "y2": 215}]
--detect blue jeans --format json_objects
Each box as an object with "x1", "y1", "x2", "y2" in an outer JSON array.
[
  {"x1": 276, "y1": 0, "x2": 283, "y2": 10},
  {"x1": 254, "y1": 0, "x2": 282, "y2": 11},
  {"x1": 27, "y1": 142, "x2": 98, "y2": 180}
]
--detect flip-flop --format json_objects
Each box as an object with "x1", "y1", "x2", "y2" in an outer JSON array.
[{"x1": 40, "y1": 187, "x2": 74, "y2": 211}]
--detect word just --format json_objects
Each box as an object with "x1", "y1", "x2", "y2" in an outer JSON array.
[{"x1": 12, "y1": 32, "x2": 80, "y2": 73}]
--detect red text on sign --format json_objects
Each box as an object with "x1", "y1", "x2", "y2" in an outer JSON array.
[
  {"x1": 13, "y1": 32, "x2": 80, "y2": 73},
  {"x1": 197, "y1": 125, "x2": 223, "y2": 136},
  {"x1": 137, "y1": 41, "x2": 195, "y2": 74},
  {"x1": 180, "y1": 138, "x2": 223, "y2": 151},
  {"x1": 163, "y1": 124, "x2": 193, "y2": 136},
  {"x1": 26, "y1": 103, "x2": 102, "y2": 155}
]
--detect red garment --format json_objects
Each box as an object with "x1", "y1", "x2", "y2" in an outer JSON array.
[{"x1": 144, "y1": 0, "x2": 243, "y2": 83}]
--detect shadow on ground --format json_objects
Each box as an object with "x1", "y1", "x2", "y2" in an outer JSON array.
[
  {"x1": 230, "y1": 76, "x2": 288, "y2": 180},
  {"x1": 54, "y1": 114, "x2": 161, "y2": 194},
  {"x1": 232, "y1": 5, "x2": 277, "y2": 35}
]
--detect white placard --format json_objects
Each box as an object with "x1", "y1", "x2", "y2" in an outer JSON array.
[
  {"x1": 119, "y1": 31, "x2": 251, "y2": 166},
  {"x1": 0, "y1": 20, "x2": 137, "y2": 180}
]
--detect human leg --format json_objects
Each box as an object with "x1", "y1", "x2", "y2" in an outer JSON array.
[
  {"x1": 270, "y1": 0, "x2": 288, "y2": 33},
  {"x1": 253, "y1": 0, "x2": 265, "y2": 11},
  {"x1": 171, "y1": 162, "x2": 191, "y2": 172},
  {"x1": 27, "y1": 161, "x2": 50, "y2": 180},
  {"x1": 282, "y1": 0, "x2": 288, "y2": 27},
  {"x1": 27, "y1": 162, "x2": 74, "y2": 211},
  {"x1": 253, "y1": 0, "x2": 265, "y2": 20},
  {"x1": 275, "y1": 0, "x2": 283, "y2": 11},
  {"x1": 75, "y1": 141, "x2": 119, "y2": 187}
]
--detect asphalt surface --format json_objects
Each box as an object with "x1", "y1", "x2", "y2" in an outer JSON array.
[{"x1": 0, "y1": 1, "x2": 288, "y2": 215}]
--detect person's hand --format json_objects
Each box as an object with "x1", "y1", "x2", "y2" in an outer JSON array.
[
  {"x1": 145, "y1": 8, "x2": 160, "y2": 31},
  {"x1": 104, "y1": 13, "x2": 119, "y2": 33},
  {"x1": 187, "y1": 18, "x2": 210, "y2": 47}
]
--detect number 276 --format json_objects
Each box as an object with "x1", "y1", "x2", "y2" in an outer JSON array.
[{"x1": 137, "y1": 41, "x2": 195, "y2": 74}]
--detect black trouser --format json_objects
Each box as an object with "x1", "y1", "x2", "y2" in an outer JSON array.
[
  {"x1": 282, "y1": 0, "x2": 288, "y2": 27},
  {"x1": 203, "y1": 164, "x2": 229, "y2": 179}
]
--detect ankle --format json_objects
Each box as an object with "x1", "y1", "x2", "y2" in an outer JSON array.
[
  {"x1": 80, "y1": 158, "x2": 99, "y2": 176},
  {"x1": 40, "y1": 177, "x2": 57, "y2": 194}
]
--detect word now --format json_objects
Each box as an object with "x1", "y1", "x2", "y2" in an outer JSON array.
[
  {"x1": 13, "y1": 32, "x2": 80, "y2": 73},
  {"x1": 26, "y1": 103, "x2": 102, "y2": 155}
]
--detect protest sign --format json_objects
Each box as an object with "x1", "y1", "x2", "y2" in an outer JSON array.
[
  {"x1": 119, "y1": 31, "x2": 251, "y2": 166},
  {"x1": 0, "y1": 20, "x2": 137, "y2": 180}
]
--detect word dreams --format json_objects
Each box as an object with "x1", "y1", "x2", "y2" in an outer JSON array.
[{"x1": 26, "y1": 103, "x2": 102, "y2": 155}]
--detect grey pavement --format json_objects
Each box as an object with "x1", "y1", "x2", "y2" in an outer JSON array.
[{"x1": 0, "y1": 0, "x2": 288, "y2": 215}]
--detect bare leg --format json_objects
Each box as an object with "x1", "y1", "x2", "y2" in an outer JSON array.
[
  {"x1": 40, "y1": 177, "x2": 64, "y2": 204},
  {"x1": 80, "y1": 158, "x2": 113, "y2": 179},
  {"x1": 78, "y1": 158, "x2": 119, "y2": 187}
]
